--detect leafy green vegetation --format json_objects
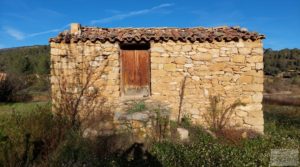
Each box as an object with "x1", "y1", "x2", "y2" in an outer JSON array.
[
  {"x1": 264, "y1": 48, "x2": 300, "y2": 76},
  {"x1": 126, "y1": 101, "x2": 146, "y2": 113},
  {"x1": 0, "y1": 46, "x2": 50, "y2": 102},
  {"x1": 0, "y1": 102, "x2": 49, "y2": 112},
  {"x1": 150, "y1": 104, "x2": 300, "y2": 166},
  {"x1": 0, "y1": 103, "x2": 299, "y2": 166},
  {"x1": 0, "y1": 45, "x2": 50, "y2": 75}
]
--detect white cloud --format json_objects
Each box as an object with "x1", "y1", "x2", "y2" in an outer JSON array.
[
  {"x1": 3, "y1": 26, "x2": 25, "y2": 40},
  {"x1": 3, "y1": 23, "x2": 70, "y2": 40},
  {"x1": 91, "y1": 3, "x2": 174, "y2": 25},
  {"x1": 27, "y1": 24, "x2": 70, "y2": 37}
]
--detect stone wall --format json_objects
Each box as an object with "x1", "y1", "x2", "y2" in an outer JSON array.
[
  {"x1": 50, "y1": 39, "x2": 264, "y2": 134},
  {"x1": 149, "y1": 40, "x2": 264, "y2": 133}
]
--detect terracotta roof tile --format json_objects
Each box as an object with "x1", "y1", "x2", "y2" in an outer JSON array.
[{"x1": 49, "y1": 26, "x2": 265, "y2": 43}]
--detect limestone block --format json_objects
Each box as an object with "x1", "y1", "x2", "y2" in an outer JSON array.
[
  {"x1": 236, "y1": 41, "x2": 245, "y2": 48},
  {"x1": 158, "y1": 64, "x2": 164, "y2": 69},
  {"x1": 173, "y1": 45, "x2": 182, "y2": 51},
  {"x1": 244, "y1": 70, "x2": 263, "y2": 77},
  {"x1": 238, "y1": 48, "x2": 252, "y2": 55},
  {"x1": 177, "y1": 128, "x2": 189, "y2": 141},
  {"x1": 209, "y1": 49, "x2": 219, "y2": 57},
  {"x1": 239, "y1": 76, "x2": 253, "y2": 84},
  {"x1": 182, "y1": 45, "x2": 192, "y2": 52},
  {"x1": 238, "y1": 103, "x2": 262, "y2": 112},
  {"x1": 164, "y1": 64, "x2": 177, "y2": 71},
  {"x1": 192, "y1": 76, "x2": 200, "y2": 81},
  {"x1": 184, "y1": 64, "x2": 194, "y2": 68},
  {"x1": 245, "y1": 114, "x2": 264, "y2": 126},
  {"x1": 255, "y1": 63, "x2": 264, "y2": 70},
  {"x1": 151, "y1": 64, "x2": 158, "y2": 70},
  {"x1": 152, "y1": 70, "x2": 167, "y2": 77},
  {"x1": 244, "y1": 41, "x2": 263, "y2": 48},
  {"x1": 197, "y1": 47, "x2": 208, "y2": 52},
  {"x1": 191, "y1": 55, "x2": 202, "y2": 61},
  {"x1": 230, "y1": 48, "x2": 238, "y2": 54},
  {"x1": 252, "y1": 48, "x2": 263, "y2": 54},
  {"x1": 151, "y1": 57, "x2": 168, "y2": 63},
  {"x1": 174, "y1": 57, "x2": 186, "y2": 64},
  {"x1": 242, "y1": 84, "x2": 263, "y2": 92},
  {"x1": 209, "y1": 63, "x2": 225, "y2": 71},
  {"x1": 214, "y1": 57, "x2": 230, "y2": 62},
  {"x1": 151, "y1": 47, "x2": 165, "y2": 53},
  {"x1": 247, "y1": 56, "x2": 263, "y2": 63},
  {"x1": 252, "y1": 93, "x2": 263, "y2": 103},
  {"x1": 198, "y1": 53, "x2": 212, "y2": 61},
  {"x1": 252, "y1": 84, "x2": 264, "y2": 92},
  {"x1": 161, "y1": 53, "x2": 169, "y2": 57},
  {"x1": 240, "y1": 96, "x2": 252, "y2": 103},
  {"x1": 253, "y1": 77, "x2": 264, "y2": 84},
  {"x1": 151, "y1": 52, "x2": 161, "y2": 57},
  {"x1": 233, "y1": 55, "x2": 245, "y2": 63}
]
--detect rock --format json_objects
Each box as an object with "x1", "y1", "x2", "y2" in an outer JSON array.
[
  {"x1": 233, "y1": 55, "x2": 245, "y2": 63},
  {"x1": 238, "y1": 48, "x2": 251, "y2": 55},
  {"x1": 182, "y1": 45, "x2": 192, "y2": 52},
  {"x1": 192, "y1": 76, "x2": 200, "y2": 81},
  {"x1": 174, "y1": 57, "x2": 186, "y2": 64},
  {"x1": 184, "y1": 64, "x2": 194, "y2": 68},
  {"x1": 209, "y1": 63, "x2": 225, "y2": 71},
  {"x1": 177, "y1": 128, "x2": 189, "y2": 141},
  {"x1": 126, "y1": 111, "x2": 150, "y2": 122},
  {"x1": 239, "y1": 76, "x2": 253, "y2": 84},
  {"x1": 199, "y1": 53, "x2": 212, "y2": 61},
  {"x1": 255, "y1": 63, "x2": 263, "y2": 70},
  {"x1": 252, "y1": 93, "x2": 263, "y2": 103},
  {"x1": 164, "y1": 64, "x2": 177, "y2": 71},
  {"x1": 247, "y1": 56, "x2": 263, "y2": 63},
  {"x1": 151, "y1": 47, "x2": 165, "y2": 53}
]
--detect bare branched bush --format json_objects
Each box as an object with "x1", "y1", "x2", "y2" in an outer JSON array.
[
  {"x1": 204, "y1": 96, "x2": 245, "y2": 132},
  {"x1": 52, "y1": 58, "x2": 110, "y2": 131}
]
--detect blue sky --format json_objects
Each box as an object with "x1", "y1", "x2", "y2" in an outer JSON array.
[{"x1": 0, "y1": 0, "x2": 299, "y2": 50}]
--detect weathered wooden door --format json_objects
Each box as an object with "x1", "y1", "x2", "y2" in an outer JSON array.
[{"x1": 121, "y1": 50, "x2": 150, "y2": 96}]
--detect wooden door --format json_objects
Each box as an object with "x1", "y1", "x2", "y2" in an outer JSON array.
[{"x1": 121, "y1": 50, "x2": 150, "y2": 96}]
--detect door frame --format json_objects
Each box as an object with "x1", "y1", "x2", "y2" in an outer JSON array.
[{"x1": 119, "y1": 44, "x2": 151, "y2": 97}]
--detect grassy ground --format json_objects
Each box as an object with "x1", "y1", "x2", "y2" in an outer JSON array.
[
  {"x1": 0, "y1": 101, "x2": 50, "y2": 113},
  {"x1": 0, "y1": 102, "x2": 299, "y2": 166}
]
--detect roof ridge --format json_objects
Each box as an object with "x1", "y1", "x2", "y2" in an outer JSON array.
[{"x1": 50, "y1": 23, "x2": 265, "y2": 43}]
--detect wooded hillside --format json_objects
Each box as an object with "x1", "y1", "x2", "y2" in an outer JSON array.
[
  {"x1": 0, "y1": 45, "x2": 299, "y2": 76},
  {"x1": 0, "y1": 45, "x2": 50, "y2": 75}
]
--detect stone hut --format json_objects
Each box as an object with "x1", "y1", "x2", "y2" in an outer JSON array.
[{"x1": 50, "y1": 23, "x2": 265, "y2": 134}]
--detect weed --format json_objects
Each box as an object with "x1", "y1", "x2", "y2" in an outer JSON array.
[{"x1": 126, "y1": 101, "x2": 146, "y2": 114}]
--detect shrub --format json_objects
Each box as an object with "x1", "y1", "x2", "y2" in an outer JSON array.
[
  {"x1": 204, "y1": 96, "x2": 245, "y2": 132},
  {"x1": 149, "y1": 104, "x2": 300, "y2": 167},
  {"x1": 180, "y1": 113, "x2": 192, "y2": 127},
  {"x1": 0, "y1": 104, "x2": 69, "y2": 166},
  {"x1": 291, "y1": 76, "x2": 300, "y2": 85},
  {"x1": 0, "y1": 74, "x2": 31, "y2": 102},
  {"x1": 49, "y1": 131, "x2": 100, "y2": 167}
]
